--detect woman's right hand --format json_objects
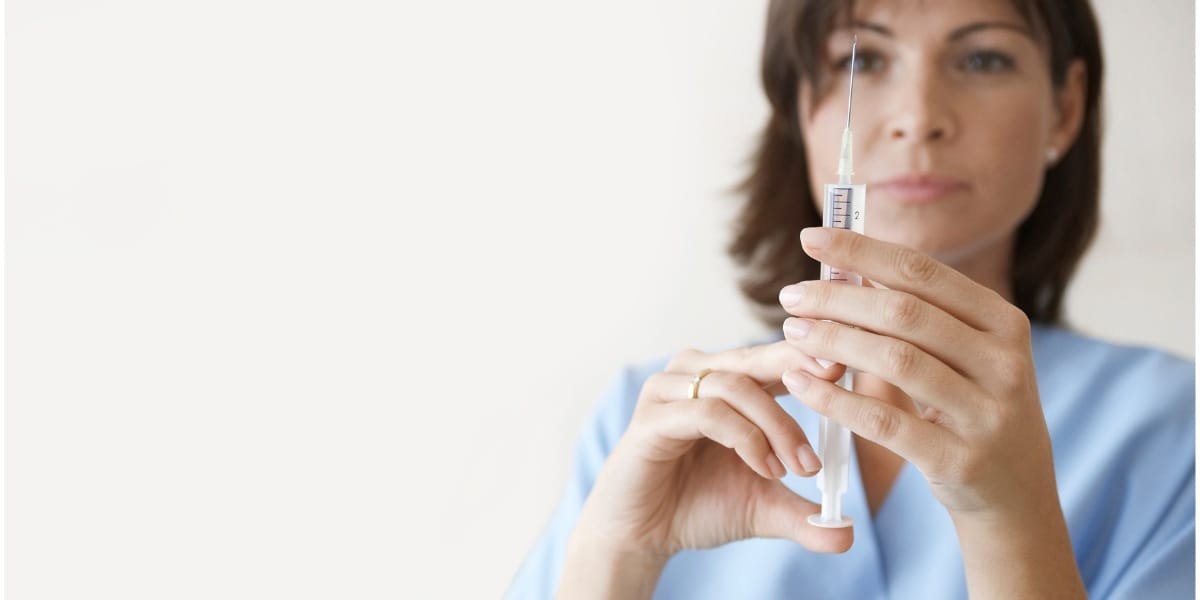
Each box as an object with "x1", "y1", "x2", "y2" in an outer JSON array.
[{"x1": 560, "y1": 342, "x2": 854, "y2": 597}]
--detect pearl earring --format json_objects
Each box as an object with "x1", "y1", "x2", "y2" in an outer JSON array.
[{"x1": 1046, "y1": 147, "x2": 1059, "y2": 165}]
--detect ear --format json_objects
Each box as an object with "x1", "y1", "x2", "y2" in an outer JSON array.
[{"x1": 1047, "y1": 59, "x2": 1088, "y2": 162}]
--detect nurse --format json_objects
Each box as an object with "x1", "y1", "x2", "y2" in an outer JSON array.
[{"x1": 509, "y1": 0, "x2": 1194, "y2": 598}]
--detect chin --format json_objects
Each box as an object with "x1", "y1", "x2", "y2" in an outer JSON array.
[
  {"x1": 866, "y1": 225, "x2": 1002, "y2": 268},
  {"x1": 865, "y1": 225, "x2": 943, "y2": 254}
]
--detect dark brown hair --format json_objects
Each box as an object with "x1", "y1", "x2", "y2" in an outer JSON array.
[{"x1": 729, "y1": 0, "x2": 1104, "y2": 326}]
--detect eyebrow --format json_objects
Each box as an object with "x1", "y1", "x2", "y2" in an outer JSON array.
[{"x1": 852, "y1": 20, "x2": 1035, "y2": 42}]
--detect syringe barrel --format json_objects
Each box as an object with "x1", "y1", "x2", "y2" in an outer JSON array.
[
  {"x1": 822, "y1": 182, "x2": 867, "y2": 237},
  {"x1": 821, "y1": 183, "x2": 866, "y2": 285},
  {"x1": 816, "y1": 372, "x2": 854, "y2": 500},
  {"x1": 811, "y1": 183, "x2": 866, "y2": 527}
]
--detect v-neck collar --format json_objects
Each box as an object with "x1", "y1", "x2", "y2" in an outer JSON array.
[
  {"x1": 763, "y1": 328, "x2": 913, "y2": 595},
  {"x1": 839, "y1": 412, "x2": 889, "y2": 595},
  {"x1": 778, "y1": 391, "x2": 889, "y2": 598}
]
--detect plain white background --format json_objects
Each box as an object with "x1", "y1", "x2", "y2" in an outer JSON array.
[{"x1": 6, "y1": 0, "x2": 1193, "y2": 598}]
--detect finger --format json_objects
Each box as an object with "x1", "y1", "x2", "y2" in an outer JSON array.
[
  {"x1": 750, "y1": 482, "x2": 853, "y2": 553},
  {"x1": 644, "y1": 385, "x2": 784, "y2": 480},
  {"x1": 783, "y1": 317, "x2": 984, "y2": 420},
  {"x1": 799, "y1": 227, "x2": 1021, "y2": 337},
  {"x1": 782, "y1": 370, "x2": 959, "y2": 474},
  {"x1": 648, "y1": 372, "x2": 821, "y2": 476},
  {"x1": 664, "y1": 341, "x2": 846, "y2": 390},
  {"x1": 779, "y1": 280, "x2": 1000, "y2": 381},
  {"x1": 690, "y1": 371, "x2": 823, "y2": 476}
]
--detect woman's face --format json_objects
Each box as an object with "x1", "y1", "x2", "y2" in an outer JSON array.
[{"x1": 799, "y1": 0, "x2": 1085, "y2": 267}]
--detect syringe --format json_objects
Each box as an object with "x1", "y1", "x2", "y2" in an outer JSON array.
[{"x1": 808, "y1": 34, "x2": 866, "y2": 530}]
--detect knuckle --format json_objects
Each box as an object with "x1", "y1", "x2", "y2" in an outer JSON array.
[
  {"x1": 882, "y1": 293, "x2": 924, "y2": 332},
  {"x1": 666, "y1": 348, "x2": 703, "y2": 372},
  {"x1": 627, "y1": 398, "x2": 653, "y2": 430},
  {"x1": 808, "y1": 281, "x2": 834, "y2": 309},
  {"x1": 775, "y1": 419, "x2": 806, "y2": 446},
  {"x1": 733, "y1": 346, "x2": 755, "y2": 372},
  {"x1": 882, "y1": 341, "x2": 920, "y2": 378},
  {"x1": 734, "y1": 423, "x2": 767, "y2": 453},
  {"x1": 1004, "y1": 307, "x2": 1032, "y2": 339},
  {"x1": 698, "y1": 397, "x2": 726, "y2": 423},
  {"x1": 990, "y1": 399, "x2": 1019, "y2": 427},
  {"x1": 761, "y1": 405, "x2": 801, "y2": 439},
  {"x1": 991, "y1": 351, "x2": 1030, "y2": 392},
  {"x1": 810, "y1": 320, "x2": 839, "y2": 354},
  {"x1": 972, "y1": 394, "x2": 1007, "y2": 432},
  {"x1": 841, "y1": 229, "x2": 863, "y2": 255},
  {"x1": 809, "y1": 384, "x2": 836, "y2": 413},
  {"x1": 897, "y1": 251, "x2": 938, "y2": 284},
  {"x1": 641, "y1": 373, "x2": 668, "y2": 400},
  {"x1": 782, "y1": 344, "x2": 812, "y2": 373},
  {"x1": 726, "y1": 373, "x2": 761, "y2": 399},
  {"x1": 859, "y1": 404, "x2": 901, "y2": 441}
]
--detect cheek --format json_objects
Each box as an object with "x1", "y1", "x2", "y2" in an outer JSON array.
[
  {"x1": 970, "y1": 99, "x2": 1048, "y2": 220},
  {"x1": 800, "y1": 98, "x2": 850, "y2": 207},
  {"x1": 802, "y1": 123, "x2": 847, "y2": 215}
]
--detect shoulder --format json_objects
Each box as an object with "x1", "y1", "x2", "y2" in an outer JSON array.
[
  {"x1": 1032, "y1": 323, "x2": 1194, "y2": 425},
  {"x1": 1033, "y1": 324, "x2": 1194, "y2": 518},
  {"x1": 1033, "y1": 324, "x2": 1192, "y2": 514},
  {"x1": 1033, "y1": 327, "x2": 1197, "y2": 595},
  {"x1": 1031, "y1": 322, "x2": 1192, "y2": 375}
]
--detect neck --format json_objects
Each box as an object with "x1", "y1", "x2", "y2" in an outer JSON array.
[{"x1": 934, "y1": 234, "x2": 1016, "y2": 304}]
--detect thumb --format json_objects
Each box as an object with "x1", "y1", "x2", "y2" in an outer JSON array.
[{"x1": 750, "y1": 482, "x2": 854, "y2": 553}]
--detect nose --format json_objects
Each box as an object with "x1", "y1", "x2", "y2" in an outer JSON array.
[{"x1": 884, "y1": 67, "x2": 957, "y2": 143}]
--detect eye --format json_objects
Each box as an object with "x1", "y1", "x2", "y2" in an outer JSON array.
[
  {"x1": 958, "y1": 49, "x2": 1015, "y2": 73},
  {"x1": 833, "y1": 50, "x2": 886, "y2": 74}
]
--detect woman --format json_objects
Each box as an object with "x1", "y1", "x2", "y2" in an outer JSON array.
[{"x1": 508, "y1": 0, "x2": 1194, "y2": 598}]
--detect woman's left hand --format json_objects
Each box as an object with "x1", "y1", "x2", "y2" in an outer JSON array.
[{"x1": 778, "y1": 226, "x2": 1057, "y2": 522}]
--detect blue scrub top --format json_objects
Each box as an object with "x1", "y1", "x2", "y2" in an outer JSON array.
[{"x1": 506, "y1": 324, "x2": 1195, "y2": 599}]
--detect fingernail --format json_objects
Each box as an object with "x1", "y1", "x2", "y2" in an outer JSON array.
[
  {"x1": 766, "y1": 453, "x2": 786, "y2": 478},
  {"x1": 779, "y1": 284, "x2": 806, "y2": 307},
  {"x1": 783, "y1": 318, "x2": 811, "y2": 339},
  {"x1": 798, "y1": 444, "x2": 822, "y2": 473},
  {"x1": 816, "y1": 358, "x2": 836, "y2": 369},
  {"x1": 782, "y1": 370, "x2": 809, "y2": 392},
  {"x1": 801, "y1": 227, "x2": 831, "y2": 249}
]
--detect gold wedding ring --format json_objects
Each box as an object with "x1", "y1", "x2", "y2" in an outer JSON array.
[{"x1": 688, "y1": 368, "x2": 714, "y2": 400}]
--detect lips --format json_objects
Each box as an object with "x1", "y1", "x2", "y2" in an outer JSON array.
[{"x1": 872, "y1": 174, "x2": 969, "y2": 204}]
